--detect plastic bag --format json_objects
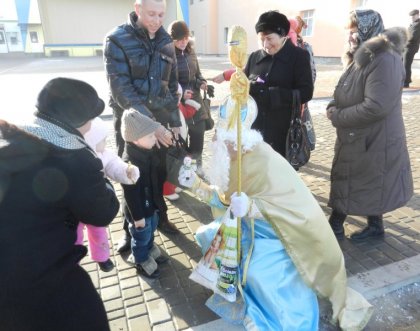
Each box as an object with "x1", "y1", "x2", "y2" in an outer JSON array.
[{"x1": 190, "y1": 207, "x2": 239, "y2": 302}]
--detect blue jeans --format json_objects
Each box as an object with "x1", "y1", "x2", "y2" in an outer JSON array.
[{"x1": 128, "y1": 211, "x2": 159, "y2": 263}]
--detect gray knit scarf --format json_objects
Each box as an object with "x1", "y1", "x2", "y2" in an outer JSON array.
[{"x1": 19, "y1": 116, "x2": 88, "y2": 150}]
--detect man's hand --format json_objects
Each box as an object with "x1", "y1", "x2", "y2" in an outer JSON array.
[
  {"x1": 134, "y1": 218, "x2": 145, "y2": 228},
  {"x1": 155, "y1": 125, "x2": 172, "y2": 148},
  {"x1": 230, "y1": 192, "x2": 250, "y2": 218}
]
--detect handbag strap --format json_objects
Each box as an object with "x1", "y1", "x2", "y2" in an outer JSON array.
[
  {"x1": 170, "y1": 133, "x2": 187, "y2": 149},
  {"x1": 292, "y1": 90, "x2": 303, "y2": 120}
]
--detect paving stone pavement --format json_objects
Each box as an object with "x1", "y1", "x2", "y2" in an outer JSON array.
[{"x1": 80, "y1": 84, "x2": 420, "y2": 331}]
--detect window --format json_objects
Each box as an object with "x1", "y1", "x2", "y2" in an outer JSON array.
[
  {"x1": 0, "y1": 31, "x2": 5, "y2": 44},
  {"x1": 191, "y1": 30, "x2": 195, "y2": 37},
  {"x1": 9, "y1": 32, "x2": 18, "y2": 45},
  {"x1": 300, "y1": 10, "x2": 314, "y2": 37},
  {"x1": 30, "y1": 31, "x2": 38, "y2": 43},
  {"x1": 190, "y1": 0, "x2": 193, "y2": 4},
  {"x1": 224, "y1": 27, "x2": 228, "y2": 44}
]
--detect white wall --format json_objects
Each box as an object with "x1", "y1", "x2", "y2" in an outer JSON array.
[{"x1": 0, "y1": 0, "x2": 18, "y2": 20}]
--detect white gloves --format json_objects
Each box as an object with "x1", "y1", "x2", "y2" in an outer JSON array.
[
  {"x1": 178, "y1": 159, "x2": 197, "y2": 188},
  {"x1": 230, "y1": 192, "x2": 250, "y2": 218}
]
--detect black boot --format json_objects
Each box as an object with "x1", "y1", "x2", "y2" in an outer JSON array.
[
  {"x1": 116, "y1": 232, "x2": 131, "y2": 253},
  {"x1": 157, "y1": 211, "x2": 179, "y2": 234},
  {"x1": 350, "y1": 215, "x2": 384, "y2": 241},
  {"x1": 328, "y1": 210, "x2": 346, "y2": 239},
  {"x1": 116, "y1": 219, "x2": 132, "y2": 253}
]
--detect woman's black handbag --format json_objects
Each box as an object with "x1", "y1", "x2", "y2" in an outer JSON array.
[
  {"x1": 166, "y1": 136, "x2": 189, "y2": 186},
  {"x1": 203, "y1": 90, "x2": 214, "y2": 131},
  {"x1": 286, "y1": 90, "x2": 311, "y2": 170}
]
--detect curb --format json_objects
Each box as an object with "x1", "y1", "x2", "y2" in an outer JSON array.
[
  {"x1": 347, "y1": 254, "x2": 420, "y2": 300},
  {"x1": 187, "y1": 254, "x2": 420, "y2": 330}
]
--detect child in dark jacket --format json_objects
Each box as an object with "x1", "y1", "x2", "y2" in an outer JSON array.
[{"x1": 120, "y1": 109, "x2": 169, "y2": 278}]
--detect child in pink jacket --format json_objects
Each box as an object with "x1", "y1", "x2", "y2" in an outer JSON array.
[{"x1": 76, "y1": 117, "x2": 140, "y2": 271}]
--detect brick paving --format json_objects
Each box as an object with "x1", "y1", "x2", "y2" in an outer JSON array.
[{"x1": 80, "y1": 67, "x2": 420, "y2": 330}]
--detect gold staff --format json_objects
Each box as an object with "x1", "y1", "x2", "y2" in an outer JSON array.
[{"x1": 227, "y1": 26, "x2": 249, "y2": 274}]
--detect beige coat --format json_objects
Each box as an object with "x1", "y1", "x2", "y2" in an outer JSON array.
[{"x1": 329, "y1": 28, "x2": 413, "y2": 215}]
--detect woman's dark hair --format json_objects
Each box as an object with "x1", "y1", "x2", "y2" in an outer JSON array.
[{"x1": 169, "y1": 20, "x2": 192, "y2": 53}]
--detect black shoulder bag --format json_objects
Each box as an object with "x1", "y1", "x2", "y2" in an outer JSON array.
[{"x1": 285, "y1": 90, "x2": 311, "y2": 170}]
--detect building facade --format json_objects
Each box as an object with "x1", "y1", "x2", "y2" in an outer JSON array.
[
  {"x1": 0, "y1": 0, "x2": 31, "y2": 54},
  {"x1": 189, "y1": 0, "x2": 420, "y2": 58},
  {"x1": 0, "y1": 0, "x2": 189, "y2": 57},
  {"x1": 1, "y1": 0, "x2": 419, "y2": 58}
]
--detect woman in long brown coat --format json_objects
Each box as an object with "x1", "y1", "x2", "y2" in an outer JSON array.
[{"x1": 327, "y1": 9, "x2": 413, "y2": 241}]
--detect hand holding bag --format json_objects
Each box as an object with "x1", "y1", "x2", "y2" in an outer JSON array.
[{"x1": 286, "y1": 90, "x2": 311, "y2": 170}]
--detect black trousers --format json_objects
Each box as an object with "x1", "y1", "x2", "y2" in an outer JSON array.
[
  {"x1": 187, "y1": 119, "x2": 206, "y2": 163},
  {"x1": 112, "y1": 106, "x2": 125, "y2": 157},
  {"x1": 330, "y1": 210, "x2": 382, "y2": 223},
  {"x1": 403, "y1": 47, "x2": 418, "y2": 86}
]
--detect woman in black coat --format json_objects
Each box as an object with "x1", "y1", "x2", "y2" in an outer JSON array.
[
  {"x1": 213, "y1": 11, "x2": 313, "y2": 157},
  {"x1": 0, "y1": 78, "x2": 120, "y2": 331}
]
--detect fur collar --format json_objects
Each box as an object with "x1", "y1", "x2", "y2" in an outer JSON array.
[{"x1": 346, "y1": 27, "x2": 407, "y2": 68}]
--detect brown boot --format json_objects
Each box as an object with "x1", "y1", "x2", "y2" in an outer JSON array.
[{"x1": 157, "y1": 211, "x2": 179, "y2": 234}]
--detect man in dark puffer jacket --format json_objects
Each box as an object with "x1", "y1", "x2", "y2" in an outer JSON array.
[{"x1": 104, "y1": 0, "x2": 180, "y2": 240}]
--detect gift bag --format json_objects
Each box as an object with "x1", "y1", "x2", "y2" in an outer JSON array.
[
  {"x1": 166, "y1": 136, "x2": 189, "y2": 186},
  {"x1": 190, "y1": 207, "x2": 239, "y2": 302},
  {"x1": 286, "y1": 90, "x2": 311, "y2": 170}
]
